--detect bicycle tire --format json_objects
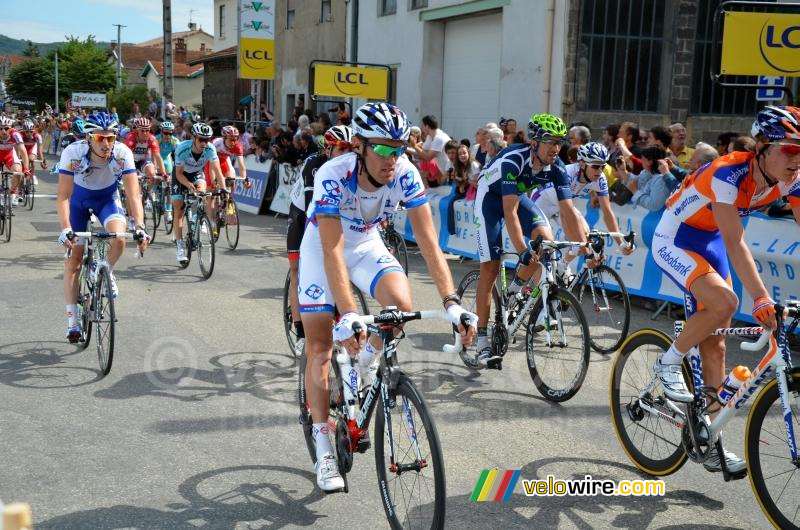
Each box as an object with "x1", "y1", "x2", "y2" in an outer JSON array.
[
  {"x1": 609, "y1": 329, "x2": 688, "y2": 476},
  {"x1": 180, "y1": 212, "x2": 194, "y2": 269},
  {"x1": 386, "y1": 231, "x2": 408, "y2": 274},
  {"x1": 525, "y1": 286, "x2": 590, "y2": 402},
  {"x1": 26, "y1": 179, "x2": 34, "y2": 210},
  {"x1": 143, "y1": 198, "x2": 158, "y2": 244},
  {"x1": 297, "y1": 346, "x2": 340, "y2": 466},
  {"x1": 454, "y1": 269, "x2": 503, "y2": 369},
  {"x1": 225, "y1": 199, "x2": 240, "y2": 250},
  {"x1": 375, "y1": 374, "x2": 446, "y2": 530},
  {"x1": 197, "y1": 214, "x2": 215, "y2": 279},
  {"x1": 77, "y1": 258, "x2": 92, "y2": 350},
  {"x1": 163, "y1": 190, "x2": 174, "y2": 235},
  {"x1": 572, "y1": 264, "x2": 631, "y2": 354},
  {"x1": 4, "y1": 191, "x2": 11, "y2": 242},
  {"x1": 95, "y1": 266, "x2": 115, "y2": 376},
  {"x1": 745, "y1": 368, "x2": 800, "y2": 530},
  {"x1": 0, "y1": 193, "x2": 6, "y2": 235}
]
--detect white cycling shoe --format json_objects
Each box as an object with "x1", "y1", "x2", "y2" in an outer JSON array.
[
  {"x1": 703, "y1": 447, "x2": 746, "y2": 474},
  {"x1": 315, "y1": 452, "x2": 345, "y2": 492},
  {"x1": 654, "y1": 358, "x2": 694, "y2": 402}
]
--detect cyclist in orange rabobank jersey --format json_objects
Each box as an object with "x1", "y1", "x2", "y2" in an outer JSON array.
[{"x1": 651, "y1": 105, "x2": 800, "y2": 473}]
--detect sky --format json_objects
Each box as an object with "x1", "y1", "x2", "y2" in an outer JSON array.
[{"x1": 0, "y1": 0, "x2": 214, "y2": 44}]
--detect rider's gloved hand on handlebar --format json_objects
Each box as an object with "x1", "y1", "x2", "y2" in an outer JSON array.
[
  {"x1": 446, "y1": 304, "x2": 477, "y2": 347},
  {"x1": 333, "y1": 311, "x2": 366, "y2": 356},
  {"x1": 519, "y1": 249, "x2": 533, "y2": 266},
  {"x1": 620, "y1": 240, "x2": 635, "y2": 255},
  {"x1": 59, "y1": 227, "x2": 75, "y2": 248},
  {"x1": 752, "y1": 296, "x2": 777, "y2": 330}
]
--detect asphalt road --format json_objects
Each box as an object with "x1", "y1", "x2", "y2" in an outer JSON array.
[{"x1": 0, "y1": 158, "x2": 778, "y2": 529}]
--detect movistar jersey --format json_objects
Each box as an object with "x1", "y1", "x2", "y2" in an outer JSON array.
[{"x1": 478, "y1": 143, "x2": 572, "y2": 201}]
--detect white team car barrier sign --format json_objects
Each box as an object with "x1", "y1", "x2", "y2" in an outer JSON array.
[{"x1": 269, "y1": 163, "x2": 301, "y2": 216}]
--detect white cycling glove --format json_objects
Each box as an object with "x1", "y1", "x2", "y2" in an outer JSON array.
[
  {"x1": 59, "y1": 227, "x2": 74, "y2": 246},
  {"x1": 446, "y1": 304, "x2": 477, "y2": 329},
  {"x1": 333, "y1": 312, "x2": 362, "y2": 343}
]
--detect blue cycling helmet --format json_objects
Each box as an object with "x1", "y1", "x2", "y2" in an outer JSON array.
[
  {"x1": 84, "y1": 112, "x2": 119, "y2": 133},
  {"x1": 352, "y1": 102, "x2": 410, "y2": 142},
  {"x1": 577, "y1": 142, "x2": 609, "y2": 164},
  {"x1": 71, "y1": 118, "x2": 86, "y2": 136},
  {"x1": 160, "y1": 121, "x2": 175, "y2": 131}
]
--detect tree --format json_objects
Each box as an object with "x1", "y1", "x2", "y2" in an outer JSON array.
[
  {"x1": 55, "y1": 36, "x2": 116, "y2": 95},
  {"x1": 107, "y1": 85, "x2": 157, "y2": 121},
  {"x1": 22, "y1": 40, "x2": 39, "y2": 57},
  {"x1": 6, "y1": 58, "x2": 53, "y2": 109}
]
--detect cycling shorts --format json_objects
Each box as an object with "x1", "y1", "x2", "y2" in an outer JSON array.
[
  {"x1": 135, "y1": 159, "x2": 154, "y2": 174},
  {"x1": 651, "y1": 216, "x2": 731, "y2": 318},
  {"x1": 171, "y1": 172, "x2": 206, "y2": 201},
  {"x1": 474, "y1": 187, "x2": 549, "y2": 262},
  {"x1": 69, "y1": 183, "x2": 126, "y2": 243},
  {"x1": 0, "y1": 149, "x2": 21, "y2": 170},
  {"x1": 297, "y1": 228, "x2": 402, "y2": 313},
  {"x1": 286, "y1": 203, "x2": 306, "y2": 261},
  {"x1": 203, "y1": 158, "x2": 232, "y2": 188}
]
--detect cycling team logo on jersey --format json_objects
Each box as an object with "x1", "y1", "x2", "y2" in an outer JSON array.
[
  {"x1": 70, "y1": 159, "x2": 82, "y2": 172},
  {"x1": 376, "y1": 255, "x2": 394, "y2": 264},
  {"x1": 305, "y1": 284, "x2": 324, "y2": 300},
  {"x1": 399, "y1": 173, "x2": 421, "y2": 197},
  {"x1": 320, "y1": 179, "x2": 341, "y2": 205}
]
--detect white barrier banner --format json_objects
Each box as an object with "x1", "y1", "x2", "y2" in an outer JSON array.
[
  {"x1": 237, "y1": 156, "x2": 272, "y2": 214},
  {"x1": 270, "y1": 163, "x2": 300, "y2": 215}
]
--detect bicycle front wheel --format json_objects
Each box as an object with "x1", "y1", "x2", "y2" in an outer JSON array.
[
  {"x1": 746, "y1": 369, "x2": 800, "y2": 530},
  {"x1": 25, "y1": 179, "x2": 34, "y2": 210},
  {"x1": 225, "y1": 199, "x2": 240, "y2": 250},
  {"x1": 609, "y1": 329, "x2": 688, "y2": 476},
  {"x1": 94, "y1": 266, "x2": 116, "y2": 376},
  {"x1": 4, "y1": 191, "x2": 11, "y2": 242},
  {"x1": 572, "y1": 265, "x2": 630, "y2": 354},
  {"x1": 197, "y1": 214, "x2": 215, "y2": 279},
  {"x1": 283, "y1": 269, "x2": 299, "y2": 353},
  {"x1": 77, "y1": 261, "x2": 92, "y2": 350},
  {"x1": 143, "y1": 198, "x2": 158, "y2": 244},
  {"x1": 526, "y1": 286, "x2": 590, "y2": 402},
  {"x1": 375, "y1": 374, "x2": 445, "y2": 530}
]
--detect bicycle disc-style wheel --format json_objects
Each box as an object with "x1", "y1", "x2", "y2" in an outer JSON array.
[
  {"x1": 197, "y1": 214, "x2": 215, "y2": 279},
  {"x1": 526, "y1": 286, "x2": 590, "y2": 402},
  {"x1": 455, "y1": 269, "x2": 503, "y2": 370},
  {"x1": 746, "y1": 369, "x2": 800, "y2": 530},
  {"x1": 572, "y1": 265, "x2": 630, "y2": 354},
  {"x1": 77, "y1": 262, "x2": 92, "y2": 350},
  {"x1": 297, "y1": 347, "x2": 341, "y2": 465},
  {"x1": 609, "y1": 329, "x2": 689, "y2": 476},
  {"x1": 143, "y1": 198, "x2": 158, "y2": 244},
  {"x1": 94, "y1": 266, "x2": 116, "y2": 376},
  {"x1": 225, "y1": 199, "x2": 240, "y2": 250},
  {"x1": 386, "y1": 231, "x2": 409, "y2": 274},
  {"x1": 25, "y1": 179, "x2": 34, "y2": 210},
  {"x1": 375, "y1": 374, "x2": 445, "y2": 530},
  {"x1": 4, "y1": 191, "x2": 11, "y2": 242}
]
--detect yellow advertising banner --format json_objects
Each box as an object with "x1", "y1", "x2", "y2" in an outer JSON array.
[
  {"x1": 239, "y1": 37, "x2": 275, "y2": 80},
  {"x1": 720, "y1": 11, "x2": 800, "y2": 75},
  {"x1": 313, "y1": 64, "x2": 389, "y2": 100}
]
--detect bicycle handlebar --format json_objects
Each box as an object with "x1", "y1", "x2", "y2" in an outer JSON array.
[
  {"x1": 741, "y1": 330, "x2": 771, "y2": 352},
  {"x1": 739, "y1": 304, "x2": 798, "y2": 352},
  {"x1": 345, "y1": 309, "x2": 465, "y2": 354}
]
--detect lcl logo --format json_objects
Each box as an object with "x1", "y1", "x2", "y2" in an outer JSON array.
[
  {"x1": 334, "y1": 71, "x2": 369, "y2": 96},
  {"x1": 243, "y1": 47, "x2": 272, "y2": 70},
  {"x1": 759, "y1": 20, "x2": 800, "y2": 73}
]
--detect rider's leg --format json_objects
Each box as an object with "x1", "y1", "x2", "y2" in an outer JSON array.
[
  {"x1": 9, "y1": 162, "x2": 22, "y2": 198},
  {"x1": 289, "y1": 258, "x2": 302, "y2": 332},
  {"x1": 508, "y1": 196, "x2": 551, "y2": 293}
]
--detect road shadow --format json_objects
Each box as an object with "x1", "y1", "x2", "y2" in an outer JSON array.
[
  {"x1": 241, "y1": 287, "x2": 284, "y2": 300},
  {"x1": 118, "y1": 264, "x2": 205, "y2": 284},
  {"x1": 0, "y1": 252, "x2": 62, "y2": 271},
  {"x1": 37, "y1": 464, "x2": 326, "y2": 529},
  {"x1": 0, "y1": 340, "x2": 102, "y2": 388}
]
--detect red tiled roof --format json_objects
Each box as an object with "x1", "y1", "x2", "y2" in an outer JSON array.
[
  {"x1": 142, "y1": 60, "x2": 203, "y2": 78},
  {"x1": 136, "y1": 29, "x2": 213, "y2": 47},
  {"x1": 111, "y1": 45, "x2": 210, "y2": 70},
  {"x1": 2, "y1": 55, "x2": 31, "y2": 66},
  {"x1": 186, "y1": 46, "x2": 236, "y2": 66}
]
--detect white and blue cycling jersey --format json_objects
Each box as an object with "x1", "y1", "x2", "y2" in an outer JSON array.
[
  {"x1": 173, "y1": 139, "x2": 218, "y2": 175},
  {"x1": 532, "y1": 161, "x2": 608, "y2": 219},
  {"x1": 58, "y1": 140, "x2": 135, "y2": 232}
]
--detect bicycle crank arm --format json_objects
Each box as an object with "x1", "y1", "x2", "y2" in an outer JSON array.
[{"x1": 637, "y1": 400, "x2": 685, "y2": 429}]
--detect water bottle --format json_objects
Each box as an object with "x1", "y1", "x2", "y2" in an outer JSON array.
[{"x1": 717, "y1": 365, "x2": 751, "y2": 404}]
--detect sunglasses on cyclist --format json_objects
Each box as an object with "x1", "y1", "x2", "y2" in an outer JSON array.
[
  {"x1": 162, "y1": 130, "x2": 173, "y2": 134},
  {"x1": 90, "y1": 133, "x2": 116, "y2": 143},
  {"x1": 367, "y1": 143, "x2": 406, "y2": 158},
  {"x1": 538, "y1": 138, "x2": 563, "y2": 145},
  {"x1": 587, "y1": 163, "x2": 605, "y2": 170},
  {"x1": 328, "y1": 140, "x2": 352, "y2": 149},
  {"x1": 0, "y1": 127, "x2": 10, "y2": 131},
  {"x1": 196, "y1": 137, "x2": 211, "y2": 144},
  {"x1": 774, "y1": 142, "x2": 800, "y2": 157}
]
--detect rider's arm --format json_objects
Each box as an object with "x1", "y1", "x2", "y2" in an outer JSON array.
[
  {"x1": 236, "y1": 155, "x2": 247, "y2": 179},
  {"x1": 209, "y1": 159, "x2": 227, "y2": 191},
  {"x1": 408, "y1": 204, "x2": 456, "y2": 298},
  {"x1": 15, "y1": 143, "x2": 29, "y2": 172},
  {"x1": 551, "y1": 167, "x2": 585, "y2": 244},
  {"x1": 154, "y1": 151, "x2": 167, "y2": 177},
  {"x1": 174, "y1": 164, "x2": 194, "y2": 189},
  {"x1": 122, "y1": 171, "x2": 145, "y2": 228},
  {"x1": 597, "y1": 194, "x2": 624, "y2": 242},
  {"x1": 714, "y1": 202, "x2": 769, "y2": 301},
  {"x1": 318, "y1": 215, "x2": 359, "y2": 314}
]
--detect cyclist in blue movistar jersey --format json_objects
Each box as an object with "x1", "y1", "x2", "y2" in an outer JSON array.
[
  {"x1": 171, "y1": 122, "x2": 226, "y2": 263},
  {"x1": 57, "y1": 112, "x2": 149, "y2": 341},
  {"x1": 157, "y1": 121, "x2": 179, "y2": 222},
  {"x1": 473, "y1": 113, "x2": 588, "y2": 366}
]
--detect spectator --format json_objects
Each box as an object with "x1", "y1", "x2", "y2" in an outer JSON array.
[
  {"x1": 406, "y1": 115, "x2": 451, "y2": 188},
  {"x1": 647, "y1": 126, "x2": 672, "y2": 150},
  {"x1": 715, "y1": 131, "x2": 739, "y2": 156},
  {"x1": 455, "y1": 144, "x2": 480, "y2": 201},
  {"x1": 620, "y1": 121, "x2": 643, "y2": 157},
  {"x1": 271, "y1": 131, "x2": 301, "y2": 166},
  {"x1": 460, "y1": 138, "x2": 471, "y2": 149},
  {"x1": 688, "y1": 141, "x2": 719, "y2": 171},
  {"x1": 566, "y1": 145, "x2": 579, "y2": 164},
  {"x1": 485, "y1": 128, "x2": 507, "y2": 163},
  {"x1": 318, "y1": 112, "x2": 331, "y2": 130},
  {"x1": 110, "y1": 106, "x2": 119, "y2": 123},
  {"x1": 443, "y1": 140, "x2": 460, "y2": 184},
  {"x1": 260, "y1": 103, "x2": 274, "y2": 123},
  {"x1": 334, "y1": 102, "x2": 350, "y2": 125},
  {"x1": 621, "y1": 145, "x2": 679, "y2": 212},
  {"x1": 602, "y1": 124, "x2": 621, "y2": 152},
  {"x1": 471, "y1": 125, "x2": 491, "y2": 168},
  {"x1": 668, "y1": 122, "x2": 694, "y2": 169},
  {"x1": 499, "y1": 117, "x2": 517, "y2": 144},
  {"x1": 569, "y1": 125, "x2": 591, "y2": 146},
  {"x1": 731, "y1": 135, "x2": 755, "y2": 153},
  {"x1": 296, "y1": 115, "x2": 310, "y2": 140},
  {"x1": 298, "y1": 132, "x2": 318, "y2": 160}
]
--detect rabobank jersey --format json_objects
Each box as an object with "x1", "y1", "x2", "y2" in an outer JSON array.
[
  {"x1": 174, "y1": 140, "x2": 218, "y2": 174},
  {"x1": 533, "y1": 162, "x2": 608, "y2": 218},
  {"x1": 478, "y1": 143, "x2": 572, "y2": 200},
  {"x1": 663, "y1": 151, "x2": 800, "y2": 232},
  {"x1": 58, "y1": 141, "x2": 135, "y2": 190},
  {"x1": 306, "y1": 152, "x2": 428, "y2": 244}
]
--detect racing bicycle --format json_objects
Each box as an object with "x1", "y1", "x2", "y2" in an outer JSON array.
[
  {"x1": 610, "y1": 300, "x2": 800, "y2": 529},
  {"x1": 0, "y1": 168, "x2": 25, "y2": 242},
  {"x1": 213, "y1": 177, "x2": 244, "y2": 250},
  {"x1": 179, "y1": 191, "x2": 216, "y2": 279}
]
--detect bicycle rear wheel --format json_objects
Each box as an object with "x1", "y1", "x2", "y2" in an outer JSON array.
[
  {"x1": 0, "y1": 193, "x2": 6, "y2": 235},
  {"x1": 572, "y1": 265, "x2": 630, "y2": 354},
  {"x1": 455, "y1": 268, "x2": 503, "y2": 369},
  {"x1": 25, "y1": 179, "x2": 34, "y2": 210},
  {"x1": 77, "y1": 260, "x2": 92, "y2": 350},
  {"x1": 94, "y1": 266, "x2": 116, "y2": 376},
  {"x1": 609, "y1": 329, "x2": 688, "y2": 476},
  {"x1": 197, "y1": 214, "x2": 215, "y2": 279},
  {"x1": 746, "y1": 369, "x2": 800, "y2": 530},
  {"x1": 375, "y1": 374, "x2": 445, "y2": 530},
  {"x1": 526, "y1": 286, "x2": 590, "y2": 402},
  {"x1": 385, "y1": 231, "x2": 408, "y2": 274},
  {"x1": 4, "y1": 190, "x2": 11, "y2": 242},
  {"x1": 225, "y1": 199, "x2": 240, "y2": 250}
]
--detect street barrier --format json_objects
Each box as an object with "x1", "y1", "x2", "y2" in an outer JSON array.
[
  {"x1": 392, "y1": 186, "x2": 800, "y2": 324},
  {"x1": 269, "y1": 163, "x2": 300, "y2": 215},
  {"x1": 235, "y1": 155, "x2": 272, "y2": 214}
]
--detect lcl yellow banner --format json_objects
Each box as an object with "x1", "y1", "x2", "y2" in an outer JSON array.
[
  {"x1": 720, "y1": 11, "x2": 800, "y2": 75},
  {"x1": 239, "y1": 37, "x2": 275, "y2": 80},
  {"x1": 313, "y1": 64, "x2": 389, "y2": 100}
]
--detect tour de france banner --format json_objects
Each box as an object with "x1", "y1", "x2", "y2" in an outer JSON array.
[
  {"x1": 393, "y1": 192, "x2": 799, "y2": 325},
  {"x1": 238, "y1": 0, "x2": 275, "y2": 80}
]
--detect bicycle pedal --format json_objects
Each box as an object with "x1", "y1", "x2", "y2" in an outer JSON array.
[
  {"x1": 486, "y1": 359, "x2": 503, "y2": 370},
  {"x1": 723, "y1": 468, "x2": 748, "y2": 482}
]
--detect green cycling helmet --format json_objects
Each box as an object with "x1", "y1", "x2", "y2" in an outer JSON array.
[{"x1": 527, "y1": 113, "x2": 567, "y2": 141}]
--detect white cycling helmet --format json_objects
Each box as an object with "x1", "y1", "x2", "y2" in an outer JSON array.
[
  {"x1": 577, "y1": 142, "x2": 610, "y2": 164},
  {"x1": 191, "y1": 122, "x2": 213, "y2": 138},
  {"x1": 352, "y1": 102, "x2": 410, "y2": 142}
]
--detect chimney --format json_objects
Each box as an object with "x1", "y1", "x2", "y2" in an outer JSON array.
[
  {"x1": 188, "y1": 22, "x2": 197, "y2": 31},
  {"x1": 174, "y1": 37, "x2": 187, "y2": 64}
]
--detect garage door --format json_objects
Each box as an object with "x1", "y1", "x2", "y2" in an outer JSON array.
[{"x1": 441, "y1": 13, "x2": 502, "y2": 142}]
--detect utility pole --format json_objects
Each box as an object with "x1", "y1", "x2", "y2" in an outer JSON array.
[
  {"x1": 163, "y1": 0, "x2": 173, "y2": 120},
  {"x1": 54, "y1": 50, "x2": 59, "y2": 113},
  {"x1": 113, "y1": 23, "x2": 126, "y2": 90}
]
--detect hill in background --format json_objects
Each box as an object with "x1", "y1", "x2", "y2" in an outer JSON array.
[{"x1": 0, "y1": 34, "x2": 115, "y2": 56}]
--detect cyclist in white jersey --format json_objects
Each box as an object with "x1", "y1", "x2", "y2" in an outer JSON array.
[
  {"x1": 298, "y1": 102, "x2": 477, "y2": 492},
  {"x1": 171, "y1": 122, "x2": 226, "y2": 263},
  {"x1": 57, "y1": 112, "x2": 149, "y2": 342},
  {"x1": 532, "y1": 142, "x2": 634, "y2": 276}
]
